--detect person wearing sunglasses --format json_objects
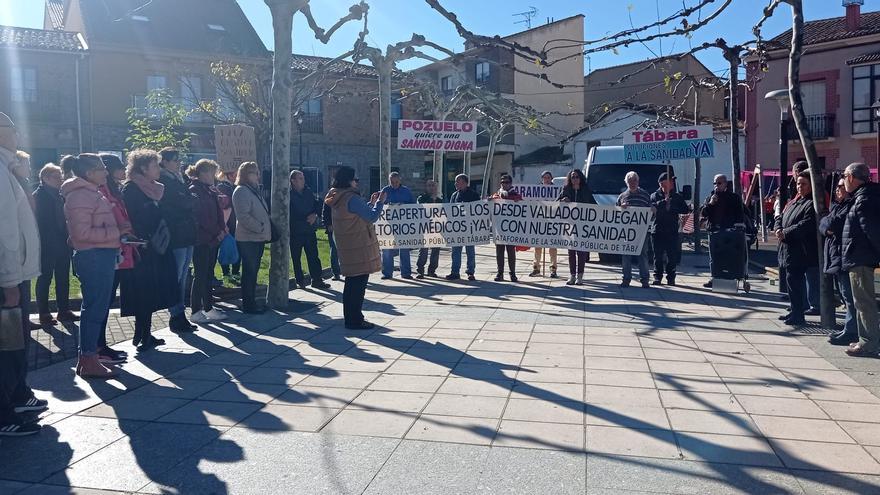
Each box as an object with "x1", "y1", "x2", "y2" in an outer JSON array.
[
  {"x1": 841, "y1": 162, "x2": 880, "y2": 358},
  {"x1": 820, "y1": 177, "x2": 858, "y2": 345},
  {"x1": 699, "y1": 174, "x2": 745, "y2": 288}
]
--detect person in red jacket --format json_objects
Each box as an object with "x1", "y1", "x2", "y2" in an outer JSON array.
[
  {"x1": 187, "y1": 160, "x2": 228, "y2": 324},
  {"x1": 489, "y1": 174, "x2": 523, "y2": 282}
]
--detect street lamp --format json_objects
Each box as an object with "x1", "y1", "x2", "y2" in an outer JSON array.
[
  {"x1": 765, "y1": 89, "x2": 790, "y2": 208},
  {"x1": 765, "y1": 89, "x2": 790, "y2": 295},
  {"x1": 872, "y1": 99, "x2": 880, "y2": 173}
]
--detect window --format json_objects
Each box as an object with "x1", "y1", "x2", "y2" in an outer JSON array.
[
  {"x1": 181, "y1": 76, "x2": 202, "y2": 122},
  {"x1": 441, "y1": 75, "x2": 453, "y2": 93},
  {"x1": 10, "y1": 67, "x2": 37, "y2": 103},
  {"x1": 475, "y1": 62, "x2": 490, "y2": 84},
  {"x1": 147, "y1": 75, "x2": 167, "y2": 92},
  {"x1": 131, "y1": 15, "x2": 150, "y2": 22},
  {"x1": 300, "y1": 97, "x2": 321, "y2": 115},
  {"x1": 390, "y1": 95, "x2": 402, "y2": 120},
  {"x1": 852, "y1": 64, "x2": 880, "y2": 134},
  {"x1": 801, "y1": 81, "x2": 826, "y2": 116},
  {"x1": 207, "y1": 24, "x2": 226, "y2": 31}
]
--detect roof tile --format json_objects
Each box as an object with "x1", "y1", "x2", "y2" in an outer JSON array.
[
  {"x1": 0, "y1": 25, "x2": 84, "y2": 52},
  {"x1": 770, "y1": 11, "x2": 880, "y2": 47}
]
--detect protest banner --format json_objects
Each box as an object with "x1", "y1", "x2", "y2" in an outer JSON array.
[
  {"x1": 214, "y1": 124, "x2": 256, "y2": 172},
  {"x1": 397, "y1": 119, "x2": 478, "y2": 152},
  {"x1": 490, "y1": 200, "x2": 653, "y2": 255},
  {"x1": 375, "y1": 202, "x2": 492, "y2": 249},
  {"x1": 510, "y1": 183, "x2": 562, "y2": 200},
  {"x1": 623, "y1": 124, "x2": 714, "y2": 163}
]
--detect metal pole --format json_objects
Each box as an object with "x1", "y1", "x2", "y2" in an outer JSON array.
[
  {"x1": 778, "y1": 112, "x2": 789, "y2": 294},
  {"x1": 757, "y1": 164, "x2": 767, "y2": 243},
  {"x1": 298, "y1": 123, "x2": 304, "y2": 167}
]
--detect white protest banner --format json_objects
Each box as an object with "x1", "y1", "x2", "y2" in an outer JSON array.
[
  {"x1": 397, "y1": 119, "x2": 477, "y2": 152},
  {"x1": 490, "y1": 200, "x2": 653, "y2": 255},
  {"x1": 214, "y1": 124, "x2": 257, "y2": 172},
  {"x1": 375, "y1": 202, "x2": 492, "y2": 249},
  {"x1": 623, "y1": 124, "x2": 714, "y2": 163},
  {"x1": 510, "y1": 183, "x2": 562, "y2": 200}
]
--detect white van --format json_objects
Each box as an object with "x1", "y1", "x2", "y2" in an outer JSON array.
[{"x1": 583, "y1": 146, "x2": 694, "y2": 205}]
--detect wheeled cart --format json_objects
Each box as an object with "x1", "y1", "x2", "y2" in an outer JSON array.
[{"x1": 708, "y1": 227, "x2": 751, "y2": 294}]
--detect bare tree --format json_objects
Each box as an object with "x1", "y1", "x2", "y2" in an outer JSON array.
[{"x1": 263, "y1": 0, "x2": 367, "y2": 309}]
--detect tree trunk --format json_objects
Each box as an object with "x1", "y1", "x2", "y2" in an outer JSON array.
[
  {"x1": 726, "y1": 52, "x2": 742, "y2": 196},
  {"x1": 378, "y1": 61, "x2": 393, "y2": 182},
  {"x1": 693, "y1": 90, "x2": 703, "y2": 254},
  {"x1": 480, "y1": 133, "x2": 498, "y2": 198},
  {"x1": 266, "y1": 1, "x2": 297, "y2": 310},
  {"x1": 432, "y1": 150, "x2": 444, "y2": 197},
  {"x1": 787, "y1": 0, "x2": 835, "y2": 328}
]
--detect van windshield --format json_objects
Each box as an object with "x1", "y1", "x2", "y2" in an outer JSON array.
[{"x1": 586, "y1": 163, "x2": 670, "y2": 195}]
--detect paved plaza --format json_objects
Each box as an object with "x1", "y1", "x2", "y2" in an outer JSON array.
[{"x1": 1, "y1": 247, "x2": 879, "y2": 494}]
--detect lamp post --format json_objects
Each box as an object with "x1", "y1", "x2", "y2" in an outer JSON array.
[
  {"x1": 872, "y1": 99, "x2": 880, "y2": 173},
  {"x1": 296, "y1": 113, "x2": 304, "y2": 168},
  {"x1": 765, "y1": 89, "x2": 790, "y2": 294}
]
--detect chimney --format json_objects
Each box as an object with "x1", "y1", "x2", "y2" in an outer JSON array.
[{"x1": 844, "y1": 0, "x2": 864, "y2": 31}]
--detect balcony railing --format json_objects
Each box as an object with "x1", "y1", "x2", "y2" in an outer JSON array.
[
  {"x1": 130, "y1": 94, "x2": 211, "y2": 123},
  {"x1": 787, "y1": 113, "x2": 835, "y2": 140},
  {"x1": 296, "y1": 113, "x2": 323, "y2": 134}
]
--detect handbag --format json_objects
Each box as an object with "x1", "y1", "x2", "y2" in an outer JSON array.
[
  {"x1": 218, "y1": 234, "x2": 240, "y2": 265},
  {"x1": 250, "y1": 185, "x2": 280, "y2": 243},
  {"x1": 150, "y1": 218, "x2": 171, "y2": 255},
  {"x1": 0, "y1": 307, "x2": 25, "y2": 352}
]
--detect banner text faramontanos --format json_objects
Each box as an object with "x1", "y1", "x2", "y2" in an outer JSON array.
[{"x1": 376, "y1": 200, "x2": 652, "y2": 254}]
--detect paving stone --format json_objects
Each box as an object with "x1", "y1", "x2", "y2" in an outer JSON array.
[
  {"x1": 839, "y1": 422, "x2": 880, "y2": 446},
  {"x1": 322, "y1": 409, "x2": 417, "y2": 438},
  {"x1": 363, "y1": 440, "x2": 488, "y2": 494},
  {"x1": 585, "y1": 405, "x2": 670, "y2": 430},
  {"x1": 587, "y1": 425, "x2": 680, "y2": 459},
  {"x1": 586, "y1": 384, "x2": 662, "y2": 408},
  {"x1": 349, "y1": 390, "x2": 432, "y2": 413},
  {"x1": 423, "y1": 394, "x2": 507, "y2": 418},
  {"x1": 667, "y1": 409, "x2": 761, "y2": 436},
  {"x1": 79, "y1": 395, "x2": 190, "y2": 421},
  {"x1": 494, "y1": 420, "x2": 584, "y2": 452},
  {"x1": 367, "y1": 373, "x2": 446, "y2": 393},
  {"x1": 815, "y1": 401, "x2": 880, "y2": 422},
  {"x1": 736, "y1": 395, "x2": 829, "y2": 419},
  {"x1": 752, "y1": 415, "x2": 855, "y2": 443},
  {"x1": 584, "y1": 356, "x2": 650, "y2": 372},
  {"x1": 199, "y1": 382, "x2": 288, "y2": 404},
  {"x1": 243, "y1": 404, "x2": 341, "y2": 432},
  {"x1": 769, "y1": 439, "x2": 880, "y2": 475},
  {"x1": 676, "y1": 431, "x2": 783, "y2": 467},
  {"x1": 273, "y1": 386, "x2": 362, "y2": 408},
  {"x1": 475, "y1": 447, "x2": 586, "y2": 494},
  {"x1": 503, "y1": 398, "x2": 584, "y2": 424},
  {"x1": 405, "y1": 414, "x2": 499, "y2": 445},
  {"x1": 141, "y1": 429, "x2": 399, "y2": 494},
  {"x1": 791, "y1": 469, "x2": 880, "y2": 495},
  {"x1": 659, "y1": 390, "x2": 744, "y2": 413},
  {"x1": 155, "y1": 400, "x2": 263, "y2": 427}
]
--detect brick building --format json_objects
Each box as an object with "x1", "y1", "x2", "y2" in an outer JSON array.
[
  {"x1": 746, "y1": 1, "x2": 880, "y2": 176},
  {"x1": 0, "y1": 24, "x2": 88, "y2": 172}
]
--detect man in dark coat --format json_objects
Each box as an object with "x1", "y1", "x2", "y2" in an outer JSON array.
[
  {"x1": 650, "y1": 172, "x2": 689, "y2": 286},
  {"x1": 156, "y1": 147, "x2": 197, "y2": 333},
  {"x1": 446, "y1": 174, "x2": 481, "y2": 281},
  {"x1": 290, "y1": 170, "x2": 329, "y2": 289},
  {"x1": 700, "y1": 174, "x2": 745, "y2": 288},
  {"x1": 416, "y1": 179, "x2": 443, "y2": 279},
  {"x1": 821, "y1": 177, "x2": 858, "y2": 345},
  {"x1": 33, "y1": 164, "x2": 77, "y2": 325},
  {"x1": 841, "y1": 162, "x2": 880, "y2": 357},
  {"x1": 776, "y1": 172, "x2": 818, "y2": 326}
]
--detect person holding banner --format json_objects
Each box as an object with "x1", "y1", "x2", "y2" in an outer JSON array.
[
  {"x1": 446, "y1": 174, "x2": 480, "y2": 281},
  {"x1": 650, "y1": 172, "x2": 689, "y2": 286},
  {"x1": 530, "y1": 170, "x2": 559, "y2": 278},
  {"x1": 558, "y1": 169, "x2": 595, "y2": 285},
  {"x1": 617, "y1": 172, "x2": 653, "y2": 288},
  {"x1": 416, "y1": 179, "x2": 443, "y2": 279},
  {"x1": 324, "y1": 166, "x2": 386, "y2": 330},
  {"x1": 489, "y1": 174, "x2": 523, "y2": 282},
  {"x1": 380, "y1": 172, "x2": 415, "y2": 279}
]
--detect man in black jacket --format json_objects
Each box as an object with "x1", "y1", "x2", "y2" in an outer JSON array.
[
  {"x1": 33, "y1": 163, "x2": 77, "y2": 325},
  {"x1": 700, "y1": 174, "x2": 745, "y2": 288},
  {"x1": 650, "y1": 172, "x2": 689, "y2": 286},
  {"x1": 776, "y1": 172, "x2": 818, "y2": 326},
  {"x1": 446, "y1": 174, "x2": 480, "y2": 281},
  {"x1": 157, "y1": 147, "x2": 197, "y2": 333},
  {"x1": 841, "y1": 162, "x2": 880, "y2": 357},
  {"x1": 290, "y1": 170, "x2": 329, "y2": 289},
  {"x1": 416, "y1": 179, "x2": 443, "y2": 278}
]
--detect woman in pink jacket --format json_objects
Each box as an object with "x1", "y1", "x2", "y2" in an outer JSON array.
[{"x1": 61, "y1": 153, "x2": 125, "y2": 379}]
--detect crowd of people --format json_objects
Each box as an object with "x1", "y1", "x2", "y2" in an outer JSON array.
[{"x1": 4, "y1": 101, "x2": 880, "y2": 436}]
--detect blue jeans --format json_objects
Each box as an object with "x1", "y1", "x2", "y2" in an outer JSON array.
[
  {"x1": 837, "y1": 271, "x2": 859, "y2": 336},
  {"x1": 806, "y1": 266, "x2": 820, "y2": 310},
  {"x1": 73, "y1": 248, "x2": 117, "y2": 356},
  {"x1": 450, "y1": 245, "x2": 476, "y2": 276},
  {"x1": 622, "y1": 253, "x2": 650, "y2": 284},
  {"x1": 171, "y1": 246, "x2": 193, "y2": 317},
  {"x1": 328, "y1": 232, "x2": 341, "y2": 276},
  {"x1": 382, "y1": 249, "x2": 411, "y2": 278}
]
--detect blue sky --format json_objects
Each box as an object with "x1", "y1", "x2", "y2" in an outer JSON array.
[{"x1": 0, "y1": 0, "x2": 871, "y2": 75}]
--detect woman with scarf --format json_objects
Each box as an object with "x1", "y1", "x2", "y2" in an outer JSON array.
[
  {"x1": 558, "y1": 169, "x2": 595, "y2": 285},
  {"x1": 187, "y1": 159, "x2": 228, "y2": 324},
  {"x1": 121, "y1": 150, "x2": 180, "y2": 349}
]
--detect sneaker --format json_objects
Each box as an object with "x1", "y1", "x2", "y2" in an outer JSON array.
[
  {"x1": 0, "y1": 422, "x2": 41, "y2": 437},
  {"x1": 332, "y1": 274, "x2": 342, "y2": 281},
  {"x1": 667, "y1": 277, "x2": 676, "y2": 286},
  {"x1": 703, "y1": 281, "x2": 713, "y2": 288},
  {"x1": 190, "y1": 311, "x2": 209, "y2": 324},
  {"x1": 528, "y1": 269, "x2": 541, "y2": 277},
  {"x1": 231, "y1": 274, "x2": 242, "y2": 285},
  {"x1": 416, "y1": 273, "x2": 425, "y2": 279},
  {"x1": 205, "y1": 308, "x2": 227, "y2": 321},
  {"x1": 619, "y1": 281, "x2": 631, "y2": 288},
  {"x1": 312, "y1": 281, "x2": 331, "y2": 289},
  {"x1": 804, "y1": 308, "x2": 821, "y2": 316},
  {"x1": 445, "y1": 274, "x2": 460, "y2": 280},
  {"x1": 550, "y1": 270, "x2": 558, "y2": 279},
  {"x1": 566, "y1": 275, "x2": 576, "y2": 285},
  {"x1": 494, "y1": 273, "x2": 504, "y2": 282},
  {"x1": 467, "y1": 274, "x2": 476, "y2": 281},
  {"x1": 640, "y1": 280, "x2": 650, "y2": 288},
  {"x1": 169, "y1": 314, "x2": 195, "y2": 333},
  {"x1": 427, "y1": 272, "x2": 438, "y2": 278},
  {"x1": 575, "y1": 274, "x2": 583, "y2": 286},
  {"x1": 510, "y1": 274, "x2": 518, "y2": 283},
  {"x1": 380, "y1": 275, "x2": 392, "y2": 280},
  {"x1": 652, "y1": 279, "x2": 662, "y2": 286},
  {"x1": 56, "y1": 310, "x2": 79, "y2": 322},
  {"x1": 13, "y1": 397, "x2": 48, "y2": 414},
  {"x1": 401, "y1": 274, "x2": 414, "y2": 280},
  {"x1": 39, "y1": 313, "x2": 57, "y2": 326}
]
